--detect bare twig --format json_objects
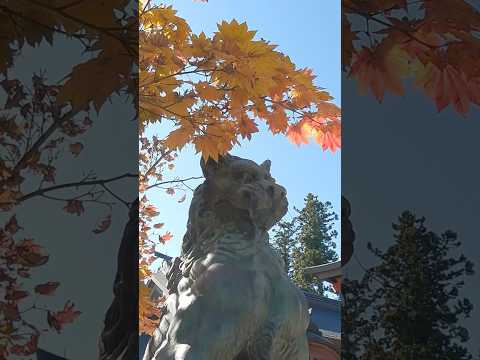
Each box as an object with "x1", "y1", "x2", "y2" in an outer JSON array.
[
  {"x1": 18, "y1": 173, "x2": 138, "y2": 203},
  {"x1": 146, "y1": 176, "x2": 203, "y2": 191}
]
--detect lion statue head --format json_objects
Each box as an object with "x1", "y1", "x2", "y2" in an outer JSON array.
[{"x1": 180, "y1": 154, "x2": 288, "y2": 261}]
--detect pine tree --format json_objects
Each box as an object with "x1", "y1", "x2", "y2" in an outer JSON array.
[
  {"x1": 270, "y1": 219, "x2": 297, "y2": 275},
  {"x1": 344, "y1": 211, "x2": 475, "y2": 360},
  {"x1": 291, "y1": 193, "x2": 339, "y2": 295}
]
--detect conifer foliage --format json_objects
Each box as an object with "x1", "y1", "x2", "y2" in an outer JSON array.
[
  {"x1": 270, "y1": 193, "x2": 339, "y2": 296},
  {"x1": 343, "y1": 211, "x2": 475, "y2": 360}
]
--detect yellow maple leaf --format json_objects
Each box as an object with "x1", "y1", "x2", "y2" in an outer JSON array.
[{"x1": 164, "y1": 125, "x2": 193, "y2": 150}]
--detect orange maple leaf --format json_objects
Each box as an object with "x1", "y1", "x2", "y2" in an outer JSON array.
[
  {"x1": 350, "y1": 46, "x2": 404, "y2": 102},
  {"x1": 69, "y1": 142, "x2": 84, "y2": 157},
  {"x1": 415, "y1": 63, "x2": 471, "y2": 116},
  {"x1": 160, "y1": 232, "x2": 173, "y2": 243}
]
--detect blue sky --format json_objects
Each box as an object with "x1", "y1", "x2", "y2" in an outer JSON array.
[{"x1": 149, "y1": 0, "x2": 341, "y2": 260}]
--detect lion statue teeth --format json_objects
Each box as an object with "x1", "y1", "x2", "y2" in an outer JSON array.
[{"x1": 143, "y1": 154, "x2": 310, "y2": 360}]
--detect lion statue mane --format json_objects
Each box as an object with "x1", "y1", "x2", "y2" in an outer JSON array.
[{"x1": 143, "y1": 154, "x2": 310, "y2": 360}]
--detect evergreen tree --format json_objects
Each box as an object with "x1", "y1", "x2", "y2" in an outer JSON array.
[
  {"x1": 343, "y1": 211, "x2": 474, "y2": 360},
  {"x1": 270, "y1": 219, "x2": 297, "y2": 275},
  {"x1": 291, "y1": 193, "x2": 339, "y2": 295}
]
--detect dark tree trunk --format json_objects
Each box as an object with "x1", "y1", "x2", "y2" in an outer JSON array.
[
  {"x1": 341, "y1": 196, "x2": 355, "y2": 266},
  {"x1": 98, "y1": 199, "x2": 139, "y2": 360}
]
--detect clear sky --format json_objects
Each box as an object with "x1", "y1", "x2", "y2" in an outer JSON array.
[{"x1": 149, "y1": 0, "x2": 341, "y2": 260}]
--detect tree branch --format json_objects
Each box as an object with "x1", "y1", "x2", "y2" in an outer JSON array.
[
  {"x1": 18, "y1": 173, "x2": 138, "y2": 203},
  {"x1": 343, "y1": 4, "x2": 453, "y2": 50},
  {"x1": 146, "y1": 176, "x2": 203, "y2": 191},
  {"x1": 0, "y1": 108, "x2": 72, "y2": 190}
]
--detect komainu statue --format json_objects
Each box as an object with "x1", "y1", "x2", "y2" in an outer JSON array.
[{"x1": 143, "y1": 154, "x2": 310, "y2": 360}]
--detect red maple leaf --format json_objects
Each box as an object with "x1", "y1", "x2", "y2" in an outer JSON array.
[
  {"x1": 5, "y1": 289, "x2": 29, "y2": 301},
  {"x1": 10, "y1": 334, "x2": 38, "y2": 356},
  {"x1": 1, "y1": 303, "x2": 20, "y2": 321},
  {"x1": 47, "y1": 301, "x2": 81, "y2": 333},
  {"x1": 16, "y1": 239, "x2": 49, "y2": 267},
  {"x1": 63, "y1": 199, "x2": 84, "y2": 216},
  {"x1": 4, "y1": 215, "x2": 21, "y2": 234},
  {"x1": 34, "y1": 281, "x2": 60, "y2": 296}
]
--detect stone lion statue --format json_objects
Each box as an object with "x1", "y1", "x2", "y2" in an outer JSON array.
[{"x1": 143, "y1": 154, "x2": 310, "y2": 360}]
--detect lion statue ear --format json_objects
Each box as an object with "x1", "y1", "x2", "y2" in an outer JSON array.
[
  {"x1": 260, "y1": 160, "x2": 271, "y2": 173},
  {"x1": 200, "y1": 153, "x2": 232, "y2": 178}
]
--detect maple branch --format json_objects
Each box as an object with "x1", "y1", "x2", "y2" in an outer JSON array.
[
  {"x1": 0, "y1": 4, "x2": 90, "y2": 43},
  {"x1": 139, "y1": 101, "x2": 217, "y2": 138},
  {"x1": 41, "y1": 192, "x2": 116, "y2": 207},
  {"x1": 56, "y1": 0, "x2": 88, "y2": 11},
  {"x1": 146, "y1": 176, "x2": 203, "y2": 191},
  {"x1": 0, "y1": 108, "x2": 72, "y2": 190},
  {"x1": 142, "y1": 149, "x2": 174, "y2": 179},
  {"x1": 18, "y1": 173, "x2": 138, "y2": 203},
  {"x1": 344, "y1": 4, "x2": 451, "y2": 50},
  {"x1": 140, "y1": 67, "x2": 221, "y2": 88},
  {"x1": 101, "y1": 183, "x2": 130, "y2": 208},
  {"x1": 14, "y1": 0, "x2": 137, "y2": 56},
  {"x1": 262, "y1": 97, "x2": 338, "y2": 128}
]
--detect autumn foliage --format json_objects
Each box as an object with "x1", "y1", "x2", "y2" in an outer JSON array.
[
  {"x1": 139, "y1": 2, "x2": 341, "y2": 160},
  {"x1": 343, "y1": 0, "x2": 480, "y2": 116},
  {"x1": 0, "y1": 1, "x2": 136, "y2": 358},
  {"x1": 137, "y1": 1, "x2": 342, "y2": 335},
  {"x1": 0, "y1": 215, "x2": 80, "y2": 357}
]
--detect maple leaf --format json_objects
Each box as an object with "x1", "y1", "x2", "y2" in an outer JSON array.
[
  {"x1": 139, "y1": 281, "x2": 162, "y2": 335},
  {"x1": 69, "y1": 142, "x2": 84, "y2": 157},
  {"x1": 164, "y1": 126, "x2": 192, "y2": 151},
  {"x1": 92, "y1": 214, "x2": 112, "y2": 234},
  {"x1": 0, "y1": 190, "x2": 21, "y2": 211},
  {"x1": 144, "y1": 204, "x2": 159, "y2": 217},
  {"x1": 63, "y1": 199, "x2": 84, "y2": 216},
  {"x1": 166, "y1": 188, "x2": 175, "y2": 195},
  {"x1": 195, "y1": 81, "x2": 224, "y2": 101},
  {"x1": 2, "y1": 303, "x2": 20, "y2": 321},
  {"x1": 286, "y1": 122, "x2": 309, "y2": 146},
  {"x1": 350, "y1": 46, "x2": 404, "y2": 102},
  {"x1": 193, "y1": 136, "x2": 223, "y2": 162},
  {"x1": 47, "y1": 301, "x2": 81, "y2": 333},
  {"x1": 160, "y1": 232, "x2": 173, "y2": 243},
  {"x1": 266, "y1": 107, "x2": 289, "y2": 134},
  {"x1": 4, "y1": 215, "x2": 21, "y2": 234},
  {"x1": 34, "y1": 281, "x2": 60, "y2": 296},
  {"x1": 238, "y1": 115, "x2": 259, "y2": 140},
  {"x1": 6, "y1": 289, "x2": 29, "y2": 301},
  {"x1": 10, "y1": 334, "x2": 38, "y2": 356},
  {"x1": 415, "y1": 63, "x2": 471, "y2": 116},
  {"x1": 153, "y1": 223, "x2": 164, "y2": 229},
  {"x1": 16, "y1": 239, "x2": 49, "y2": 267}
]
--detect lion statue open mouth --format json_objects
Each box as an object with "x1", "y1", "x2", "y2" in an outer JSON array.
[{"x1": 143, "y1": 154, "x2": 310, "y2": 360}]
